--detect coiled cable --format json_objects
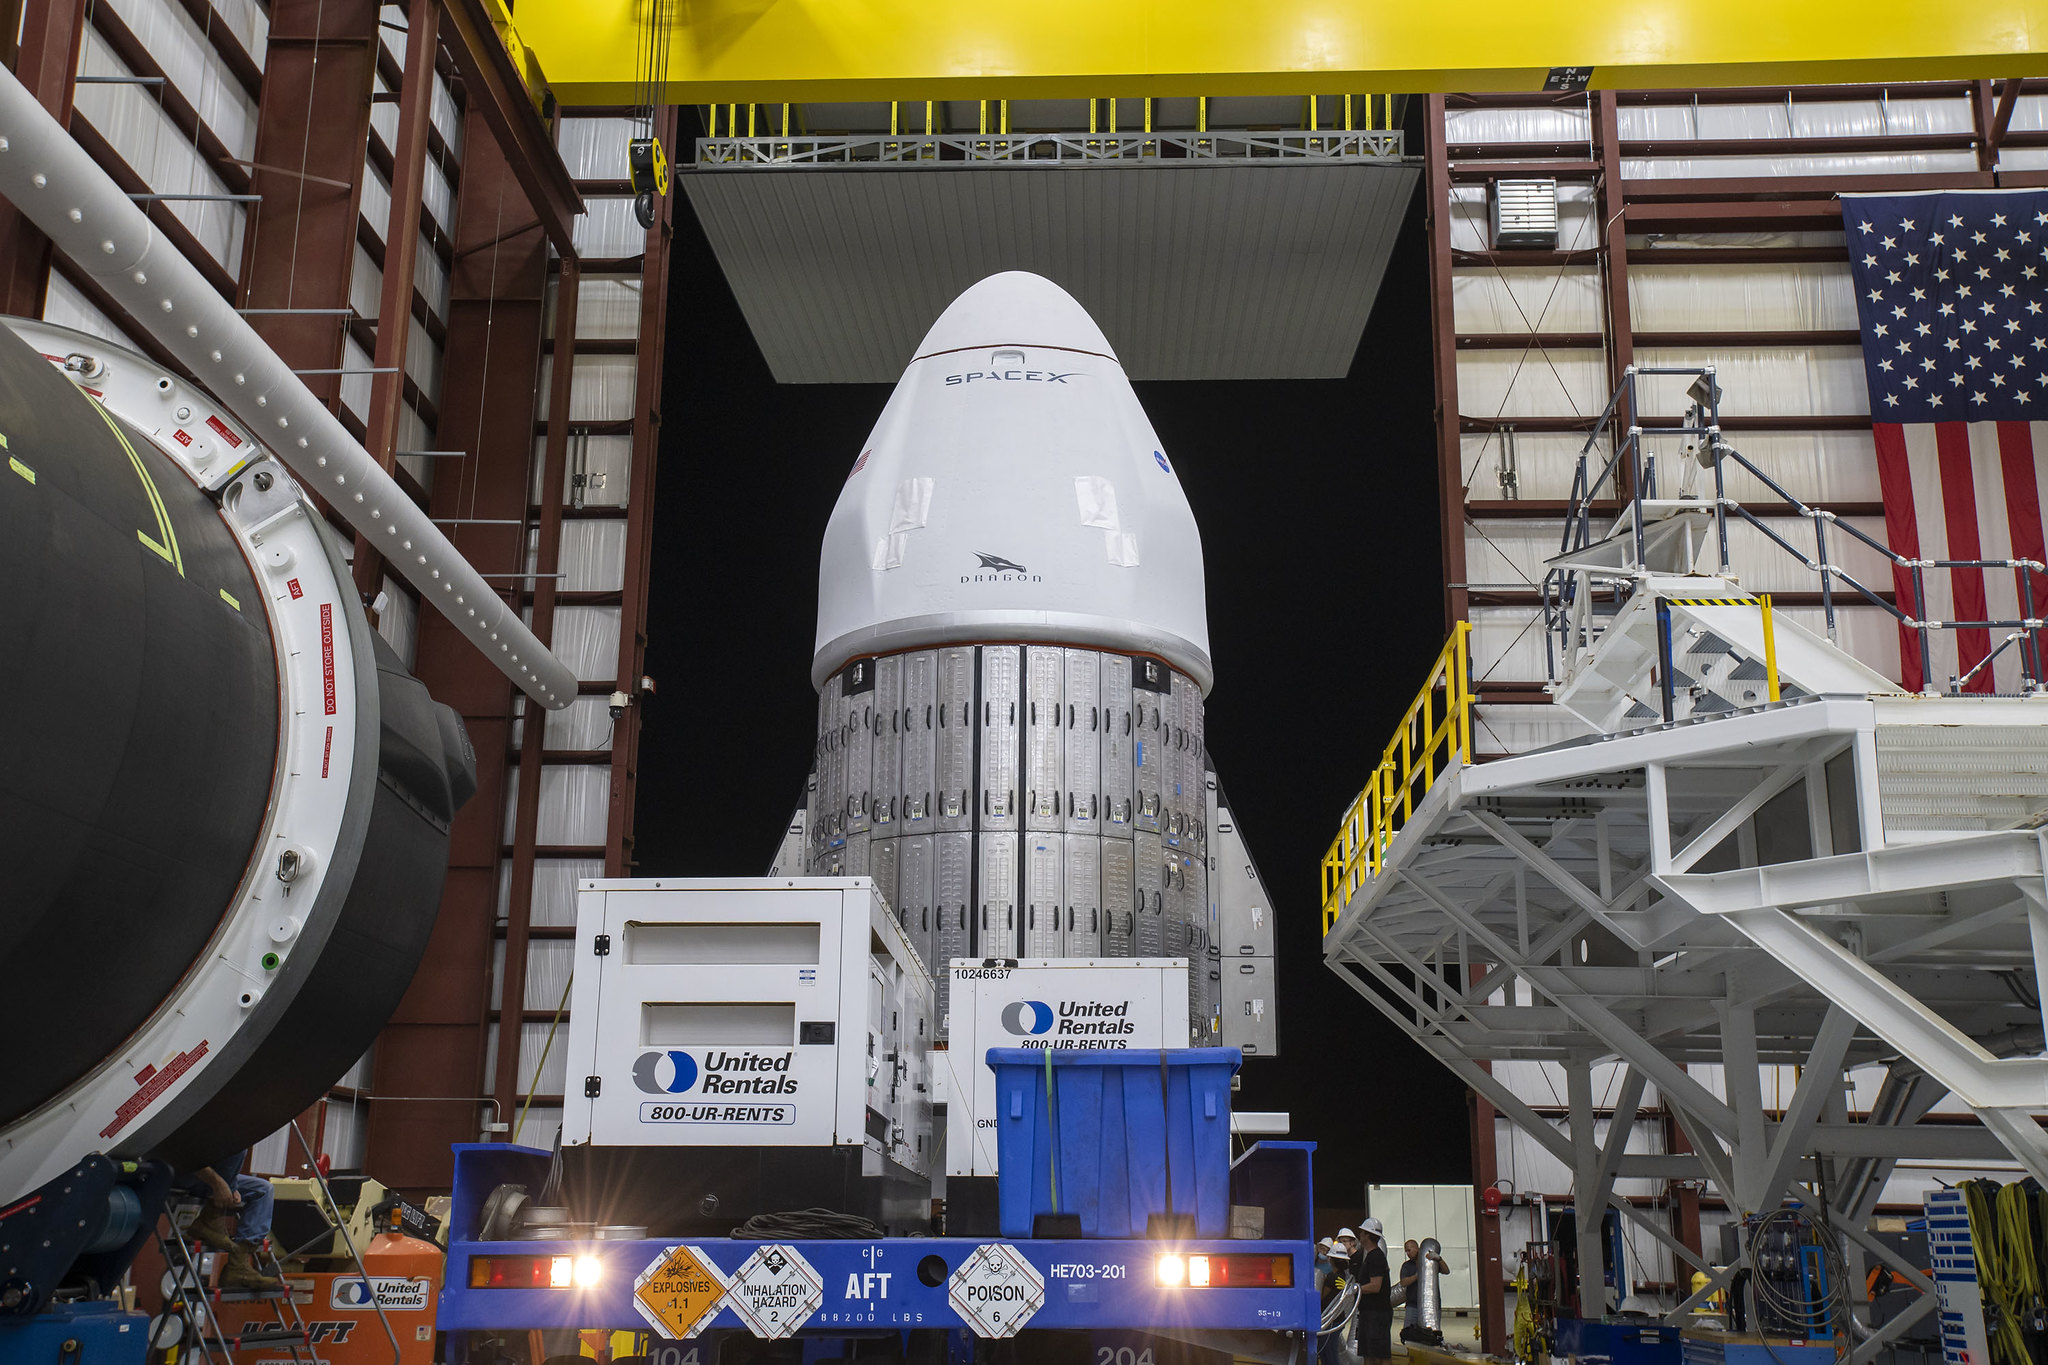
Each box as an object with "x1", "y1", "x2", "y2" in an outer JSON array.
[{"x1": 729, "y1": 1209, "x2": 887, "y2": 1240}]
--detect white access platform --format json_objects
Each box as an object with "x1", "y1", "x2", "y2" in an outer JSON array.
[{"x1": 1324, "y1": 562, "x2": 2048, "y2": 1352}]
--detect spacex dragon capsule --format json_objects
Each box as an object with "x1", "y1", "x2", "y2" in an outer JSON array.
[{"x1": 795, "y1": 272, "x2": 1276, "y2": 1052}]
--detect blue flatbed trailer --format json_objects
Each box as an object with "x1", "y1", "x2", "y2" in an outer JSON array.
[{"x1": 437, "y1": 1142, "x2": 1317, "y2": 1362}]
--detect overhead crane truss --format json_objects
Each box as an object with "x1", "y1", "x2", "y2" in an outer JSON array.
[
  {"x1": 696, "y1": 129, "x2": 1406, "y2": 168},
  {"x1": 490, "y1": 2, "x2": 2048, "y2": 107}
]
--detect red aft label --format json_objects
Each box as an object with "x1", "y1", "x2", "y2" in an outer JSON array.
[
  {"x1": 287, "y1": 578, "x2": 303, "y2": 600},
  {"x1": 101, "y1": 1040, "x2": 210, "y2": 1139},
  {"x1": 173, "y1": 429, "x2": 193, "y2": 447}
]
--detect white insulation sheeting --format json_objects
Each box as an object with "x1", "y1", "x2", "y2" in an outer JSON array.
[
  {"x1": 548, "y1": 605, "x2": 622, "y2": 681},
  {"x1": 537, "y1": 353, "x2": 640, "y2": 423},
  {"x1": 1468, "y1": 605, "x2": 1552, "y2": 683},
  {"x1": 1465, "y1": 515, "x2": 1890, "y2": 593},
  {"x1": 547, "y1": 274, "x2": 643, "y2": 339},
  {"x1": 497, "y1": 857, "x2": 607, "y2": 928},
  {"x1": 1457, "y1": 347, "x2": 1608, "y2": 419},
  {"x1": 74, "y1": 29, "x2": 245, "y2": 269},
  {"x1": 1630, "y1": 262, "x2": 1858, "y2": 333},
  {"x1": 510, "y1": 697, "x2": 615, "y2": 752},
  {"x1": 1472, "y1": 702, "x2": 1592, "y2": 756},
  {"x1": 1448, "y1": 181, "x2": 1597, "y2": 256},
  {"x1": 1626, "y1": 152, "x2": 1977, "y2": 180},
  {"x1": 95, "y1": 0, "x2": 257, "y2": 160},
  {"x1": 574, "y1": 196, "x2": 647, "y2": 258},
  {"x1": 1444, "y1": 106, "x2": 1591, "y2": 145},
  {"x1": 1616, "y1": 98, "x2": 1978, "y2": 179},
  {"x1": 1453, "y1": 267, "x2": 1605, "y2": 335},
  {"x1": 500, "y1": 765, "x2": 613, "y2": 846},
  {"x1": 42, "y1": 269, "x2": 143, "y2": 350},
  {"x1": 1618, "y1": 97, "x2": 1974, "y2": 142},
  {"x1": 483, "y1": 1021, "x2": 570, "y2": 1097},
  {"x1": 491, "y1": 938, "x2": 576, "y2": 1011},
  {"x1": 1635, "y1": 346, "x2": 1870, "y2": 418},
  {"x1": 1462, "y1": 430, "x2": 1883, "y2": 505},
  {"x1": 559, "y1": 520, "x2": 627, "y2": 591},
  {"x1": 558, "y1": 116, "x2": 634, "y2": 181}
]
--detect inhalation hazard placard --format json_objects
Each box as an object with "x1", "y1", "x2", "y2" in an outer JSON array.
[{"x1": 724, "y1": 1244, "x2": 823, "y2": 1339}]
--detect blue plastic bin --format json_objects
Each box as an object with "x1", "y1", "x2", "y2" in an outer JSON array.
[{"x1": 988, "y1": 1047, "x2": 1241, "y2": 1239}]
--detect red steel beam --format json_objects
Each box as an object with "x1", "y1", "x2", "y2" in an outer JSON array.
[
  {"x1": 606, "y1": 107, "x2": 677, "y2": 877},
  {"x1": 240, "y1": 0, "x2": 379, "y2": 418},
  {"x1": 1471, "y1": 1061, "x2": 1507, "y2": 1355},
  {"x1": 0, "y1": 0, "x2": 86, "y2": 315},
  {"x1": 367, "y1": 109, "x2": 547, "y2": 1192},
  {"x1": 355, "y1": 0, "x2": 440, "y2": 600},
  {"x1": 1425, "y1": 95, "x2": 1470, "y2": 634},
  {"x1": 436, "y1": 0, "x2": 583, "y2": 258},
  {"x1": 493, "y1": 257, "x2": 579, "y2": 1124}
]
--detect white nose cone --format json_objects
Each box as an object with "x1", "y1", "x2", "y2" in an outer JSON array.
[{"x1": 813, "y1": 272, "x2": 1211, "y2": 689}]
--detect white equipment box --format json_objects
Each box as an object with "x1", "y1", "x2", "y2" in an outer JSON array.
[
  {"x1": 563, "y1": 878, "x2": 933, "y2": 1177},
  {"x1": 1366, "y1": 1183, "x2": 1479, "y2": 1312},
  {"x1": 941, "y1": 958, "x2": 1189, "y2": 1178}
]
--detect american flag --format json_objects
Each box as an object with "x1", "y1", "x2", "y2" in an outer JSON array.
[{"x1": 1844, "y1": 189, "x2": 2048, "y2": 693}]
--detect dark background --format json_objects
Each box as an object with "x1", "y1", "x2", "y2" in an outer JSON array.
[{"x1": 632, "y1": 106, "x2": 1470, "y2": 1213}]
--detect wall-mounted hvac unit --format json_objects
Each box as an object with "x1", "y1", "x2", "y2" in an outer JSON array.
[{"x1": 1490, "y1": 179, "x2": 1560, "y2": 249}]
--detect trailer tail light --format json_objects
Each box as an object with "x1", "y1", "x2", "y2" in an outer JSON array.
[
  {"x1": 1184, "y1": 1254, "x2": 1293, "y2": 1288},
  {"x1": 469, "y1": 1255, "x2": 576, "y2": 1289}
]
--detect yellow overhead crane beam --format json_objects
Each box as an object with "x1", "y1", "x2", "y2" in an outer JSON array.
[{"x1": 508, "y1": 0, "x2": 2048, "y2": 107}]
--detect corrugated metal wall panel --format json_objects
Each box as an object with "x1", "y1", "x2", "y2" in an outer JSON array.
[{"x1": 682, "y1": 160, "x2": 1419, "y2": 382}]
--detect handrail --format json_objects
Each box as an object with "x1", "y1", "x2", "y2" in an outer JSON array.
[
  {"x1": 1319, "y1": 622, "x2": 1472, "y2": 934},
  {"x1": 1543, "y1": 364, "x2": 2048, "y2": 693}
]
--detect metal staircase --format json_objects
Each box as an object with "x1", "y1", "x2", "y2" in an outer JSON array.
[{"x1": 152, "y1": 1203, "x2": 312, "y2": 1365}]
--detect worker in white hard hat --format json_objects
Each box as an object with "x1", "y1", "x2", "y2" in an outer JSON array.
[
  {"x1": 1320, "y1": 1235, "x2": 1357, "y2": 1365},
  {"x1": 1352, "y1": 1218, "x2": 1393, "y2": 1365}
]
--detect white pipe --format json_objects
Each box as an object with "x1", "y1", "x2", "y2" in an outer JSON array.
[{"x1": 0, "y1": 63, "x2": 575, "y2": 708}]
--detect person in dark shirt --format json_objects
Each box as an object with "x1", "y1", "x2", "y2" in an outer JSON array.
[
  {"x1": 1353, "y1": 1218, "x2": 1393, "y2": 1365},
  {"x1": 1401, "y1": 1238, "x2": 1452, "y2": 1343}
]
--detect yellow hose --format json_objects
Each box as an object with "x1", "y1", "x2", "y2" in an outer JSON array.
[
  {"x1": 1512, "y1": 1266, "x2": 1541, "y2": 1362},
  {"x1": 1965, "y1": 1180, "x2": 2039, "y2": 1365}
]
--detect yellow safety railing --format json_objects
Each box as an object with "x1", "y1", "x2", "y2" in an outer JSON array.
[{"x1": 1319, "y1": 622, "x2": 1473, "y2": 934}]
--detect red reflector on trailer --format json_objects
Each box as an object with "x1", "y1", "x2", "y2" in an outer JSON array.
[
  {"x1": 469, "y1": 1255, "x2": 573, "y2": 1289},
  {"x1": 1185, "y1": 1253, "x2": 1294, "y2": 1287}
]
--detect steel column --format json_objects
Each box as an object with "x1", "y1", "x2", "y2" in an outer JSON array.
[
  {"x1": 1593, "y1": 92, "x2": 1635, "y2": 434},
  {"x1": 493, "y1": 259, "x2": 578, "y2": 1124},
  {"x1": 1424, "y1": 95, "x2": 1469, "y2": 631},
  {"x1": 1717, "y1": 995, "x2": 1770, "y2": 1212},
  {"x1": 436, "y1": 0, "x2": 582, "y2": 256},
  {"x1": 1566, "y1": 1058, "x2": 1605, "y2": 1316},
  {"x1": 355, "y1": 0, "x2": 441, "y2": 600},
  {"x1": 1470, "y1": 1061, "x2": 1506, "y2": 1355},
  {"x1": 605, "y1": 106, "x2": 677, "y2": 877},
  {"x1": 366, "y1": 110, "x2": 547, "y2": 1190},
  {"x1": 239, "y1": 0, "x2": 378, "y2": 417},
  {"x1": 0, "y1": 0, "x2": 84, "y2": 315}
]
